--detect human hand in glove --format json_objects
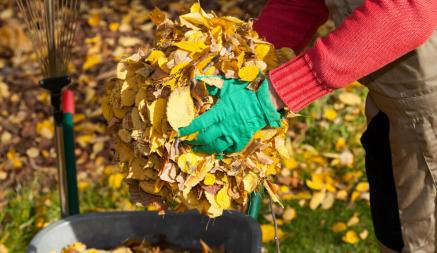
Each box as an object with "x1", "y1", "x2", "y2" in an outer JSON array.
[{"x1": 178, "y1": 75, "x2": 284, "y2": 154}]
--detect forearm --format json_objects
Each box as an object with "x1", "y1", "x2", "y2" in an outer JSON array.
[{"x1": 270, "y1": 0, "x2": 437, "y2": 112}]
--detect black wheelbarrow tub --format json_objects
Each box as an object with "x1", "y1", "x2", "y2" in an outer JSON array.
[{"x1": 27, "y1": 210, "x2": 262, "y2": 253}]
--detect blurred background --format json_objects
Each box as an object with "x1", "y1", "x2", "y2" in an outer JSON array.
[{"x1": 0, "y1": 0, "x2": 376, "y2": 252}]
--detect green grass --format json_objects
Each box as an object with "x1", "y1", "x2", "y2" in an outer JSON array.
[
  {"x1": 0, "y1": 185, "x2": 39, "y2": 253},
  {"x1": 263, "y1": 201, "x2": 378, "y2": 253},
  {"x1": 0, "y1": 181, "x2": 134, "y2": 253}
]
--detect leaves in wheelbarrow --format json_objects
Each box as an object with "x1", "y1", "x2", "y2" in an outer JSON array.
[{"x1": 60, "y1": 239, "x2": 226, "y2": 253}]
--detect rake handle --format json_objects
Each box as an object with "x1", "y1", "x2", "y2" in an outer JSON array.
[
  {"x1": 41, "y1": 76, "x2": 79, "y2": 217},
  {"x1": 62, "y1": 90, "x2": 79, "y2": 216},
  {"x1": 248, "y1": 187, "x2": 264, "y2": 220}
]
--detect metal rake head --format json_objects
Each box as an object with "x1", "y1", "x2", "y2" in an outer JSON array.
[{"x1": 17, "y1": 0, "x2": 80, "y2": 78}]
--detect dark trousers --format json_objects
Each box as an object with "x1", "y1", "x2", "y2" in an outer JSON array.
[{"x1": 361, "y1": 112, "x2": 404, "y2": 252}]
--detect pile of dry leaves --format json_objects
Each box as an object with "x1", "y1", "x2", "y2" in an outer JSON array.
[{"x1": 102, "y1": 3, "x2": 296, "y2": 217}]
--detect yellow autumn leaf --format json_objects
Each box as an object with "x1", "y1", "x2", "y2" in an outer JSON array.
[
  {"x1": 62, "y1": 242, "x2": 86, "y2": 252},
  {"x1": 180, "y1": 12, "x2": 210, "y2": 29},
  {"x1": 191, "y1": 3, "x2": 214, "y2": 19},
  {"x1": 199, "y1": 76, "x2": 224, "y2": 89},
  {"x1": 360, "y1": 230, "x2": 369, "y2": 240},
  {"x1": 252, "y1": 128, "x2": 277, "y2": 140},
  {"x1": 340, "y1": 149, "x2": 354, "y2": 167},
  {"x1": 166, "y1": 86, "x2": 195, "y2": 131},
  {"x1": 26, "y1": 148, "x2": 39, "y2": 158},
  {"x1": 204, "y1": 66, "x2": 217, "y2": 75},
  {"x1": 309, "y1": 191, "x2": 325, "y2": 210},
  {"x1": 177, "y1": 152, "x2": 204, "y2": 174},
  {"x1": 336, "y1": 190, "x2": 348, "y2": 200},
  {"x1": 342, "y1": 230, "x2": 360, "y2": 244},
  {"x1": 145, "y1": 127, "x2": 166, "y2": 153},
  {"x1": 261, "y1": 224, "x2": 284, "y2": 243},
  {"x1": 120, "y1": 80, "x2": 137, "y2": 107},
  {"x1": 339, "y1": 92, "x2": 361, "y2": 105},
  {"x1": 77, "y1": 180, "x2": 90, "y2": 191},
  {"x1": 356, "y1": 182, "x2": 369, "y2": 192},
  {"x1": 324, "y1": 107, "x2": 337, "y2": 121},
  {"x1": 203, "y1": 173, "x2": 216, "y2": 186},
  {"x1": 109, "y1": 22, "x2": 120, "y2": 32},
  {"x1": 87, "y1": 11, "x2": 100, "y2": 27},
  {"x1": 173, "y1": 41, "x2": 208, "y2": 53},
  {"x1": 114, "y1": 142, "x2": 134, "y2": 163},
  {"x1": 335, "y1": 137, "x2": 346, "y2": 150},
  {"x1": 215, "y1": 183, "x2": 231, "y2": 209},
  {"x1": 238, "y1": 66, "x2": 259, "y2": 82},
  {"x1": 183, "y1": 159, "x2": 214, "y2": 197},
  {"x1": 179, "y1": 131, "x2": 199, "y2": 141},
  {"x1": 179, "y1": 3, "x2": 213, "y2": 29},
  {"x1": 196, "y1": 55, "x2": 215, "y2": 73},
  {"x1": 351, "y1": 191, "x2": 361, "y2": 202},
  {"x1": 180, "y1": 13, "x2": 208, "y2": 29},
  {"x1": 306, "y1": 173, "x2": 324, "y2": 191},
  {"x1": 7, "y1": 150, "x2": 22, "y2": 169},
  {"x1": 347, "y1": 215, "x2": 360, "y2": 226},
  {"x1": 119, "y1": 36, "x2": 142, "y2": 47},
  {"x1": 322, "y1": 192, "x2": 335, "y2": 209},
  {"x1": 282, "y1": 207, "x2": 296, "y2": 223},
  {"x1": 127, "y1": 158, "x2": 149, "y2": 181},
  {"x1": 113, "y1": 107, "x2": 128, "y2": 119},
  {"x1": 150, "y1": 7, "x2": 166, "y2": 25},
  {"x1": 279, "y1": 185, "x2": 289, "y2": 193},
  {"x1": 243, "y1": 172, "x2": 258, "y2": 192},
  {"x1": 204, "y1": 191, "x2": 223, "y2": 218},
  {"x1": 343, "y1": 171, "x2": 363, "y2": 181},
  {"x1": 118, "y1": 129, "x2": 131, "y2": 143},
  {"x1": 147, "y1": 98, "x2": 167, "y2": 132},
  {"x1": 254, "y1": 43, "x2": 272, "y2": 61},
  {"x1": 108, "y1": 173, "x2": 124, "y2": 189},
  {"x1": 169, "y1": 61, "x2": 190, "y2": 76},
  {"x1": 264, "y1": 181, "x2": 283, "y2": 208},
  {"x1": 36, "y1": 119, "x2": 54, "y2": 139},
  {"x1": 131, "y1": 108, "x2": 144, "y2": 130},
  {"x1": 83, "y1": 54, "x2": 102, "y2": 70},
  {"x1": 332, "y1": 222, "x2": 347, "y2": 233},
  {"x1": 146, "y1": 49, "x2": 166, "y2": 65},
  {"x1": 282, "y1": 157, "x2": 298, "y2": 170},
  {"x1": 77, "y1": 134, "x2": 94, "y2": 148},
  {"x1": 101, "y1": 97, "x2": 113, "y2": 121}
]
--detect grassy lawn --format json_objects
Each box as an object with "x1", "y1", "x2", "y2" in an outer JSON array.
[{"x1": 263, "y1": 201, "x2": 378, "y2": 253}]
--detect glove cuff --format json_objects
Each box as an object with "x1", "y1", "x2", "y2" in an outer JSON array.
[{"x1": 256, "y1": 79, "x2": 282, "y2": 128}]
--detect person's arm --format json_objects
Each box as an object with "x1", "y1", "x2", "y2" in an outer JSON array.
[
  {"x1": 269, "y1": 0, "x2": 437, "y2": 112},
  {"x1": 253, "y1": 0, "x2": 329, "y2": 53}
]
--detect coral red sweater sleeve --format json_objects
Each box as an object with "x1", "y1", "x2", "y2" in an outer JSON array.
[
  {"x1": 258, "y1": 0, "x2": 437, "y2": 112},
  {"x1": 253, "y1": 0, "x2": 329, "y2": 53}
]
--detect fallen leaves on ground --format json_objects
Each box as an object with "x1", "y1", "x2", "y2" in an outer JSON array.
[{"x1": 261, "y1": 224, "x2": 284, "y2": 243}]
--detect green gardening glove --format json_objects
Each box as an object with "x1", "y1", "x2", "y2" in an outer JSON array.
[{"x1": 178, "y1": 75, "x2": 282, "y2": 154}]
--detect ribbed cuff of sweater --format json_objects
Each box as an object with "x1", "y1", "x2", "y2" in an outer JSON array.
[{"x1": 269, "y1": 54, "x2": 333, "y2": 112}]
